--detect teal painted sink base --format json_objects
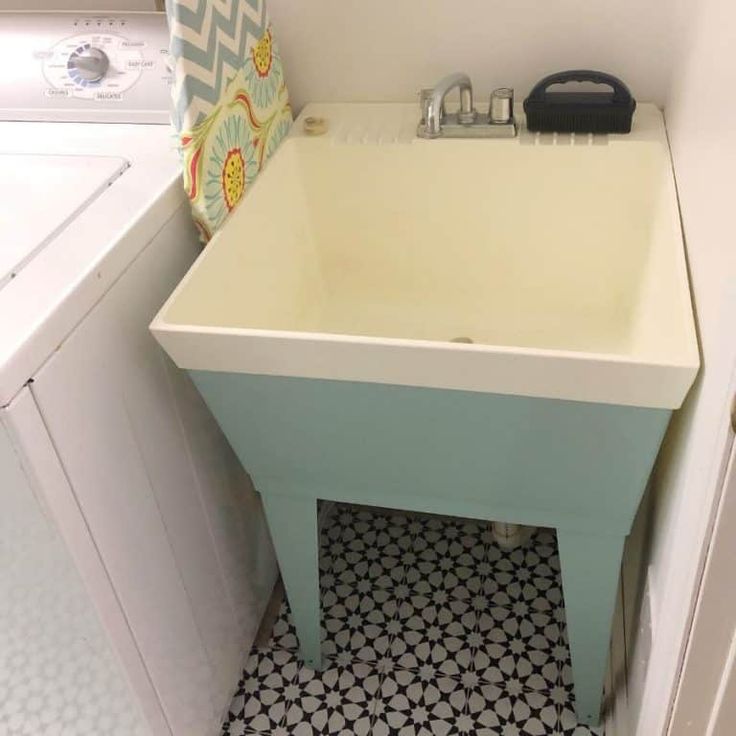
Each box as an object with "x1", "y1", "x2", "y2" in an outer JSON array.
[{"x1": 191, "y1": 371, "x2": 671, "y2": 726}]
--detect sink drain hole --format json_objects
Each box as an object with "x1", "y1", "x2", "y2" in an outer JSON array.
[{"x1": 450, "y1": 336, "x2": 474, "y2": 344}]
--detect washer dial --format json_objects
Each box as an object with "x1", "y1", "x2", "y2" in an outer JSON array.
[
  {"x1": 67, "y1": 45, "x2": 110, "y2": 83},
  {"x1": 43, "y1": 32, "x2": 145, "y2": 100}
]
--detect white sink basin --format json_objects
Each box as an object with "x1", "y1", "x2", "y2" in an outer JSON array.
[{"x1": 152, "y1": 103, "x2": 698, "y2": 409}]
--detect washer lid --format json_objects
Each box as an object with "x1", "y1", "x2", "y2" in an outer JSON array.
[{"x1": 0, "y1": 154, "x2": 128, "y2": 289}]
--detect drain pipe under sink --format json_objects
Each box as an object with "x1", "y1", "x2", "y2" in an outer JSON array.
[{"x1": 491, "y1": 521, "x2": 536, "y2": 550}]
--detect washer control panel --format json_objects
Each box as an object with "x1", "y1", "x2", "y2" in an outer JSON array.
[{"x1": 0, "y1": 13, "x2": 173, "y2": 123}]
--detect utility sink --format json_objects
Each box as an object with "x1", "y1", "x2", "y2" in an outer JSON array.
[
  {"x1": 153, "y1": 103, "x2": 697, "y2": 409},
  {"x1": 151, "y1": 102, "x2": 698, "y2": 726}
]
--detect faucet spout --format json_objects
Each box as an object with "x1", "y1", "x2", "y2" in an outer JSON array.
[{"x1": 425, "y1": 72, "x2": 474, "y2": 137}]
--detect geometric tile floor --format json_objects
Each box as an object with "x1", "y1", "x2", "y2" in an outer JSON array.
[{"x1": 221, "y1": 504, "x2": 604, "y2": 735}]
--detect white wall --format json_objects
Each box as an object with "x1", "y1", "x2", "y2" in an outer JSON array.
[
  {"x1": 620, "y1": 0, "x2": 736, "y2": 733},
  {"x1": 270, "y1": 0, "x2": 679, "y2": 112}
]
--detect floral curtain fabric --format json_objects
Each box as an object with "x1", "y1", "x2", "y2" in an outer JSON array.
[{"x1": 167, "y1": 1, "x2": 292, "y2": 241}]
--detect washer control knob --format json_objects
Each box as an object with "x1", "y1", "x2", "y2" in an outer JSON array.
[{"x1": 69, "y1": 47, "x2": 110, "y2": 82}]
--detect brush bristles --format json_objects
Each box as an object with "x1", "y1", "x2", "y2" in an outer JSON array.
[{"x1": 526, "y1": 110, "x2": 633, "y2": 134}]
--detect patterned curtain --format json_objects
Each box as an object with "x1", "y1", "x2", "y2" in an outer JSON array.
[{"x1": 166, "y1": 0, "x2": 292, "y2": 242}]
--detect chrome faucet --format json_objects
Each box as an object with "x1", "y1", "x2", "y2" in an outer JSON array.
[
  {"x1": 423, "y1": 72, "x2": 475, "y2": 137},
  {"x1": 417, "y1": 72, "x2": 517, "y2": 139}
]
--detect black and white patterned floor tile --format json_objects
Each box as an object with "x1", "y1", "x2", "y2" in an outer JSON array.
[{"x1": 222, "y1": 505, "x2": 603, "y2": 736}]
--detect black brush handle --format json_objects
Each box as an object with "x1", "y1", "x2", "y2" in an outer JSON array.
[{"x1": 526, "y1": 70, "x2": 633, "y2": 105}]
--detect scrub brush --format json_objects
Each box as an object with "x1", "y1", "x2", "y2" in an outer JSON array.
[{"x1": 523, "y1": 70, "x2": 636, "y2": 134}]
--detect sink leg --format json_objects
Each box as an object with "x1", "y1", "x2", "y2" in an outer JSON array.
[
  {"x1": 261, "y1": 493, "x2": 323, "y2": 670},
  {"x1": 557, "y1": 529, "x2": 625, "y2": 726}
]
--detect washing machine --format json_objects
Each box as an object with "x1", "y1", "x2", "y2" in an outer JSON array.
[{"x1": 0, "y1": 12, "x2": 277, "y2": 736}]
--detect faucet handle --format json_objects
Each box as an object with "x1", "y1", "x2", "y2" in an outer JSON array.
[
  {"x1": 419, "y1": 88, "x2": 445, "y2": 123},
  {"x1": 489, "y1": 88, "x2": 514, "y2": 124},
  {"x1": 419, "y1": 88, "x2": 432, "y2": 123}
]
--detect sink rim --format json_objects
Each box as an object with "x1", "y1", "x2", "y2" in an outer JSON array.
[
  {"x1": 152, "y1": 305, "x2": 699, "y2": 410},
  {"x1": 154, "y1": 314, "x2": 697, "y2": 367}
]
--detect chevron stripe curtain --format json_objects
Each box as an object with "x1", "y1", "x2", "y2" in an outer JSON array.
[{"x1": 166, "y1": 0, "x2": 292, "y2": 241}]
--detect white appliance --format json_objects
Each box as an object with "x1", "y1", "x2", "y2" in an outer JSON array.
[{"x1": 0, "y1": 12, "x2": 277, "y2": 736}]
